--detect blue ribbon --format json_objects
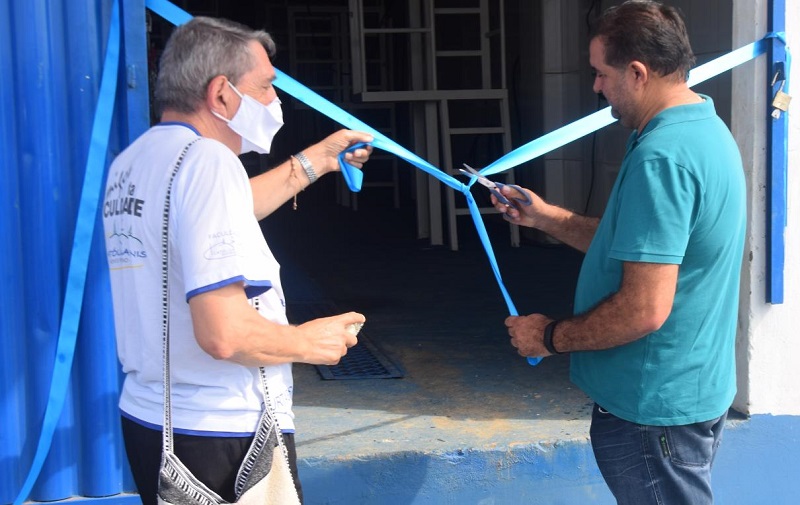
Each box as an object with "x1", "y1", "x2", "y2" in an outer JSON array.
[
  {"x1": 145, "y1": 0, "x2": 785, "y2": 369},
  {"x1": 147, "y1": 0, "x2": 192, "y2": 25},
  {"x1": 13, "y1": 1, "x2": 121, "y2": 503},
  {"x1": 270, "y1": 73, "x2": 523, "y2": 331}
]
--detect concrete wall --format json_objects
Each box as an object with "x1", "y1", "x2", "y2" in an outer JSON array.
[
  {"x1": 540, "y1": 0, "x2": 589, "y2": 214},
  {"x1": 778, "y1": 1, "x2": 800, "y2": 415},
  {"x1": 732, "y1": 0, "x2": 800, "y2": 417}
]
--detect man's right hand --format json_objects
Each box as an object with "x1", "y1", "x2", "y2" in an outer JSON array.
[
  {"x1": 491, "y1": 184, "x2": 599, "y2": 253},
  {"x1": 296, "y1": 312, "x2": 364, "y2": 365},
  {"x1": 491, "y1": 185, "x2": 545, "y2": 229}
]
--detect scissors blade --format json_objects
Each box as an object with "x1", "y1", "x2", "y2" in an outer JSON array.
[
  {"x1": 460, "y1": 164, "x2": 498, "y2": 190},
  {"x1": 460, "y1": 164, "x2": 514, "y2": 206}
]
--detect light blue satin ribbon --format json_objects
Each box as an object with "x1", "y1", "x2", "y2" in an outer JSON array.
[
  {"x1": 271, "y1": 69, "x2": 523, "y2": 338},
  {"x1": 481, "y1": 34, "x2": 785, "y2": 177},
  {"x1": 145, "y1": 0, "x2": 788, "y2": 369}
]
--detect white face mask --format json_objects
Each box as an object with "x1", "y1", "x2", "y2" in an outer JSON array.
[{"x1": 211, "y1": 81, "x2": 284, "y2": 155}]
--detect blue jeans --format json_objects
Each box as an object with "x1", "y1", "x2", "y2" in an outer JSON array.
[{"x1": 590, "y1": 403, "x2": 727, "y2": 505}]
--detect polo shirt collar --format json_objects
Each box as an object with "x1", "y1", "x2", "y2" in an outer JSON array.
[{"x1": 627, "y1": 94, "x2": 716, "y2": 150}]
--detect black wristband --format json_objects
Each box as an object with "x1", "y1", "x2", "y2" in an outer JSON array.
[{"x1": 542, "y1": 320, "x2": 563, "y2": 355}]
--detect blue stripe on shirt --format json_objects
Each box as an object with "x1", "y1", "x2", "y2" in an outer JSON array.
[
  {"x1": 121, "y1": 410, "x2": 294, "y2": 436},
  {"x1": 186, "y1": 275, "x2": 272, "y2": 302}
]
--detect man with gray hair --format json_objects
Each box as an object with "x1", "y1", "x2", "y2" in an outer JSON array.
[
  {"x1": 494, "y1": 2, "x2": 745, "y2": 503},
  {"x1": 103, "y1": 16, "x2": 373, "y2": 504}
]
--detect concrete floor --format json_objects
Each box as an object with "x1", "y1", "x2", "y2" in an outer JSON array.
[{"x1": 260, "y1": 180, "x2": 595, "y2": 462}]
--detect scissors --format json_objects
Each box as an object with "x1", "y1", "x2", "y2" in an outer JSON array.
[{"x1": 458, "y1": 164, "x2": 532, "y2": 209}]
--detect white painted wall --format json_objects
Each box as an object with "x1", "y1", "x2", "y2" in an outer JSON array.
[
  {"x1": 732, "y1": 0, "x2": 800, "y2": 416},
  {"x1": 540, "y1": 0, "x2": 590, "y2": 213}
]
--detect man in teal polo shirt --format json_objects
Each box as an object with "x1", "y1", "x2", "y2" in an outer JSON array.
[{"x1": 493, "y1": 2, "x2": 745, "y2": 503}]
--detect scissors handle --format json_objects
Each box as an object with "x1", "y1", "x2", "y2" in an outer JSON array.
[{"x1": 494, "y1": 183, "x2": 533, "y2": 207}]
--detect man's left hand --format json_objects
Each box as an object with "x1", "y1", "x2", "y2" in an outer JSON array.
[
  {"x1": 505, "y1": 313, "x2": 553, "y2": 358},
  {"x1": 303, "y1": 129, "x2": 374, "y2": 175}
]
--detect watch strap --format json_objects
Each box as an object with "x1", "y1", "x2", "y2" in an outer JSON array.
[
  {"x1": 293, "y1": 151, "x2": 317, "y2": 183},
  {"x1": 542, "y1": 320, "x2": 562, "y2": 355}
]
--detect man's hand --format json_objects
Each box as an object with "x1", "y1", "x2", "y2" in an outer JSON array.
[
  {"x1": 294, "y1": 312, "x2": 364, "y2": 365},
  {"x1": 501, "y1": 261, "x2": 679, "y2": 360},
  {"x1": 492, "y1": 184, "x2": 599, "y2": 253},
  {"x1": 250, "y1": 129, "x2": 374, "y2": 219},
  {"x1": 189, "y1": 283, "x2": 365, "y2": 366},
  {"x1": 505, "y1": 313, "x2": 554, "y2": 358},
  {"x1": 491, "y1": 185, "x2": 546, "y2": 229},
  {"x1": 301, "y1": 129, "x2": 374, "y2": 176}
]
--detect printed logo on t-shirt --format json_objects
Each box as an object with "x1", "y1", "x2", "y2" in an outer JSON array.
[
  {"x1": 274, "y1": 385, "x2": 292, "y2": 413},
  {"x1": 104, "y1": 164, "x2": 147, "y2": 269},
  {"x1": 204, "y1": 229, "x2": 238, "y2": 260}
]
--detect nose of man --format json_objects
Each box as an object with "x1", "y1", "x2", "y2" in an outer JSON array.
[{"x1": 592, "y1": 76, "x2": 605, "y2": 97}]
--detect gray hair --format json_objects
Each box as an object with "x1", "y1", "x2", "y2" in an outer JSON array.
[{"x1": 154, "y1": 17, "x2": 276, "y2": 115}]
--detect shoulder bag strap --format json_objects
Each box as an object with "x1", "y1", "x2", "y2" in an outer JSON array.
[{"x1": 160, "y1": 138, "x2": 199, "y2": 453}]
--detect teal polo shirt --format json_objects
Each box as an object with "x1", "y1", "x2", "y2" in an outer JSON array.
[{"x1": 570, "y1": 96, "x2": 746, "y2": 426}]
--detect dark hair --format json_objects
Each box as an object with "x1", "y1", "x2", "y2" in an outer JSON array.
[
  {"x1": 154, "y1": 17, "x2": 276, "y2": 115},
  {"x1": 590, "y1": 0, "x2": 695, "y2": 81}
]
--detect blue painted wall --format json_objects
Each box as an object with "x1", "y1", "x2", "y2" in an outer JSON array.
[
  {"x1": 0, "y1": 0, "x2": 135, "y2": 502},
  {"x1": 298, "y1": 415, "x2": 800, "y2": 504},
  {"x1": 714, "y1": 415, "x2": 800, "y2": 504}
]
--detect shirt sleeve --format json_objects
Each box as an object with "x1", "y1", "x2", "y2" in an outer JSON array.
[
  {"x1": 171, "y1": 139, "x2": 275, "y2": 300},
  {"x1": 609, "y1": 158, "x2": 703, "y2": 264}
]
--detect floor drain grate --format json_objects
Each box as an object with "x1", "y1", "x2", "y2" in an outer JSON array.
[
  {"x1": 286, "y1": 301, "x2": 404, "y2": 380},
  {"x1": 316, "y1": 336, "x2": 404, "y2": 380}
]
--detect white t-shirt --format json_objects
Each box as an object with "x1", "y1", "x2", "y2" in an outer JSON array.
[{"x1": 102, "y1": 122, "x2": 294, "y2": 434}]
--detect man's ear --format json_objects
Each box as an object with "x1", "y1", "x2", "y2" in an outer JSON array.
[
  {"x1": 206, "y1": 75, "x2": 231, "y2": 115},
  {"x1": 629, "y1": 61, "x2": 649, "y2": 86}
]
